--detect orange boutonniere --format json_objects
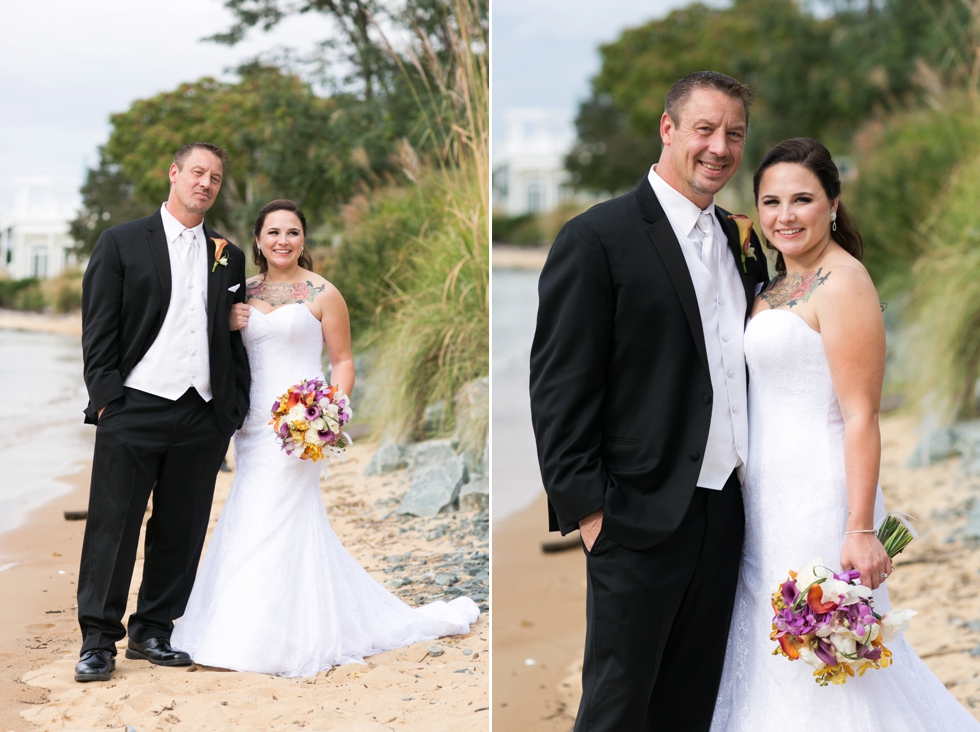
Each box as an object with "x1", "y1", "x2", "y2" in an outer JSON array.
[
  {"x1": 727, "y1": 214, "x2": 757, "y2": 270},
  {"x1": 211, "y1": 237, "x2": 229, "y2": 273}
]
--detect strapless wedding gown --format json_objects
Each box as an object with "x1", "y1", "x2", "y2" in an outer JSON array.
[
  {"x1": 172, "y1": 304, "x2": 479, "y2": 677},
  {"x1": 710, "y1": 309, "x2": 979, "y2": 731}
]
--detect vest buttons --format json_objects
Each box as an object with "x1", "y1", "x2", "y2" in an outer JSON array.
[
  {"x1": 690, "y1": 451, "x2": 700, "y2": 461},
  {"x1": 702, "y1": 394, "x2": 712, "y2": 405}
]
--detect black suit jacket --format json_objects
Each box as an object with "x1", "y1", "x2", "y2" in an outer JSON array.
[
  {"x1": 81, "y1": 209, "x2": 250, "y2": 437},
  {"x1": 529, "y1": 177, "x2": 769, "y2": 550}
]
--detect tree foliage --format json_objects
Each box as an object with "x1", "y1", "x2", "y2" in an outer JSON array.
[{"x1": 568, "y1": 0, "x2": 974, "y2": 194}]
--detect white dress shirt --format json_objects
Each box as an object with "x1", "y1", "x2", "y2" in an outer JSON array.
[
  {"x1": 648, "y1": 166, "x2": 748, "y2": 488},
  {"x1": 124, "y1": 203, "x2": 213, "y2": 402}
]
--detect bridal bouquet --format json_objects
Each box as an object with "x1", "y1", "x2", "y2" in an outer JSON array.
[
  {"x1": 770, "y1": 512, "x2": 918, "y2": 686},
  {"x1": 270, "y1": 378, "x2": 352, "y2": 462}
]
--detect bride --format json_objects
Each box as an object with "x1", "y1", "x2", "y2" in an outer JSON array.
[
  {"x1": 171, "y1": 198, "x2": 479, "y2": 677},
  {"x1": 710, "y1": 139, "x2": 980, "y2": 730}
]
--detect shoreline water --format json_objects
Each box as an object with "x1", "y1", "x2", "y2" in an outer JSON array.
[{"x1": 0, "y1": 324, "x2": 93, "y2": 540}]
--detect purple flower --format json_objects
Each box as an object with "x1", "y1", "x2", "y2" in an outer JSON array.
[
  {"x1": 320, "y1": 430, "x2": 335, "y2": 442},
  {"x1": 814, "y1": 639, "x2": 838, "y2": 667},
  {"x1": 781, "y1": 580, "x2": 800, "y2": 606},
  {"x1": 305, "y1": 406, "x2": 320, "y2": 420},
  {"x1": 272, "y1": 400, "x2": 281, "y2": 412},
  {"x1": 834, "y1": 569, "x2": 861, "y2": 583},
  {"x1": 863, "y1": 646, "x2": 882, "y2": 662}
]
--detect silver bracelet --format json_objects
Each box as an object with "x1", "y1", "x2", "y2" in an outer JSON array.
[{"x1": 845, "y1": 529, "x2": 875, "y2": 534}]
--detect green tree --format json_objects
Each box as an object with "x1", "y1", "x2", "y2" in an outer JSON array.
[{"x1": 71, "y1": 65, "x2": 403, "y2": 251}]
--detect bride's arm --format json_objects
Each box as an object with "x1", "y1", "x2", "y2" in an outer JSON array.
[
  {"x1": 818, "y1": 263, "x2": 891, "y2": 589},
  {"x1": 317, "y1": 283, "x2": 355, "y2": 398}
]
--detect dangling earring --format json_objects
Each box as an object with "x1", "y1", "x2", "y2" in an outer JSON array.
[{"x1": 831, "y1": 211, "x2": 837, "y2": 232}]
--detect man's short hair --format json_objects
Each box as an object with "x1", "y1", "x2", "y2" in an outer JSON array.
[
  {"x1": 173, "y1": 142, "x2": 229, "y2": 171},
  {"x1": 664, "y1": 71, "x2": 754, "y2": 127}
]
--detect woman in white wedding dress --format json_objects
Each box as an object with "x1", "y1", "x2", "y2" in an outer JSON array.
[
  {"x1": 710, "y1": 139, "x2": 980, "y2": 730},
  {"x1": 171, "y1": 199, "x2": 479, "y2": 678}
]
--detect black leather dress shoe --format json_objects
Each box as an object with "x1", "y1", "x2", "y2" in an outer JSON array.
[
  {"x1": 125, "y1": 637, "x2": 192, "y2": 666},
  {"x1": 75, "y1": 649, "x2": 115, "y2": 682}
]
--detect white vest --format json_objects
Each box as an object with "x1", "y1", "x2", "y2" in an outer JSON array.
[
  {"x1": 648, "y1": 167, "x2": 749, "y2": 488},
  {"x1": 124, "y1": 203, "x2": 213, "y2": 402}
]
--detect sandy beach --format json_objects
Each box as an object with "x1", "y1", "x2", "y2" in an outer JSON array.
[
  {"x1": 0, "y1": 441, "x2": 489, "y2": 732},
  {"x1": 0, "y1": 310, "x2": 82, "y2": 337},
  {"x1": 492, "y1": 413, "x2": 980, "y2": 729}
]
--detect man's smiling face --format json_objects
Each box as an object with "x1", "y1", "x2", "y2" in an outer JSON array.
[{"x1": 657, "y1": 87, "x2": 747, "y2": 209}]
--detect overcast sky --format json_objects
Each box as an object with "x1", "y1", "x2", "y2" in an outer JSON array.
[
  {"x1": 0, "y1": 0, "x2": 337, "y2": 212},
  {"x1": 491, "y1": 0, "x2": 726, "y2": 139}
]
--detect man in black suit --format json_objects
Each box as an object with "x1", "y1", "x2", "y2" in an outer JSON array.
[
  {"x1": 75, "y1": 142, "x2": 250, "y2": 682},
  {"x1": 529, "y1": 72, "x2": 769, "y2": 730}
]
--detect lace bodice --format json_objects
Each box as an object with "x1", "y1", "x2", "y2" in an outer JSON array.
[{"x1": 239, "y1": 304, "x2": 324, "y2": 438}]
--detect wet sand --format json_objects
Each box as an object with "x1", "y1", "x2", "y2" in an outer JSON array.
[{"x1": 492, "y1": 413, "x2": 980, "y2": 729}]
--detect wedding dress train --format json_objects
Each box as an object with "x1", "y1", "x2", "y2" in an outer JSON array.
[
  {"x1": 172, "y1": 304, "x2": 479, "y2": 677},
  {"x1": 710, "y1": 309, "x2": 979, "y2": 731}
]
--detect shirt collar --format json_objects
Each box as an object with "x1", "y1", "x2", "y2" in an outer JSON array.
[
  {"x1": 160, "y1": 203, "x2": 205, "y2": 246},
  {"x1": 647, "y1": 165, "x2": 716, "y2": 239}
]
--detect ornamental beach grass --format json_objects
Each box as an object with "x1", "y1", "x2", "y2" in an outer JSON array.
[
  {"x1": 907, "y1": 150, "x2": 980, "y2": 419},
  {"x1": 357, "y1": 0, "x2": 489, "y2": 446}
]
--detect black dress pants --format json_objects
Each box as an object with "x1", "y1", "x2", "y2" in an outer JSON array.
[
  {"x1": 77, "y1": 387, "x2": 228, "y2": 655},
  {"x1": 575, "y1": 472, "x2": 744, "y2": 732}
]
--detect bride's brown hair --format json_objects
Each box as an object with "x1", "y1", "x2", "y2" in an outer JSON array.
[
  {"x1": 252, "y1": 199, "x2": 314, "y2": 275},
  {"x1": 753, "y1": 138, "x2": 863, "y2": 273}
]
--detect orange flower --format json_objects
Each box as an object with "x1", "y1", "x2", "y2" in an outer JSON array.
[
  {"x1": 777, "y1": 635, "x2": 801, "y2": 660},
  {"x1": 727, "y1": 214, "x2": 757, "y2": 268},
  {"x1": 807, "y1": 583, "x2": 838, "y2": 614},
  {"x1": 211, "y1": 237, "x2": 230, "y2": 272}
]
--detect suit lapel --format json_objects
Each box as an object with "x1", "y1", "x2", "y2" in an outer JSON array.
[
  {"x1": 204, "y1": 226, "x2": 220, "y2": 340},
  {"x1": 635, "y1": 178, "x2": 709, "y2": 376},
  {"x1": 716, "y1": 208, "x2": 757, "y2": 311},
  {"x1": 147, "y1": 211, "x2": 172, "y2": 321}
]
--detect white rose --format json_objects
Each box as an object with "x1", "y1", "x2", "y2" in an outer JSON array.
[
  {"x1": 311, "y1": 417, "x2": 327, "y2": 431},
  {"x1": 304, "y1": 429, "x2": 322, "y2": 445},
  {"x1": 880, "y1": 609, "x2": 917, "y2": 643},
  {"x1": 288, "y1": 404, "x2": 308, "y2": 423}
]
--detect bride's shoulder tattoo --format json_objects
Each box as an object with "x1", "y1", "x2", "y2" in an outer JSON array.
[
  {"x1": 760, "y1": 267, "x2": 831, "y2": 309},
  {"x1": 245, "y1": 279, "x2": 327, "y2": 307}
]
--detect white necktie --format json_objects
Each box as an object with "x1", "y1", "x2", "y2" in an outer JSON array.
[
  {"x1": 180, "y1": 229, "x2": 198, "y2": 265},
  {"x1": 696, "y1": 211, "x2": 716, "y2": 269}
]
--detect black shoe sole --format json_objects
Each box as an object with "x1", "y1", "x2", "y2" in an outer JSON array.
[{"x1": 125, "y1": 648, "x2": 192, "y2": 666}]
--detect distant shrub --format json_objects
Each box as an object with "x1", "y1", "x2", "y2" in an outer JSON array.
[
  {"x1": 491, "y1": 213, "x2": 541, "y2": 245},
  {"x1": 15, "y1": 284, "x2": 47, "y2": 312},
  {"x1": 0, "y1": 277, "x2": 42, "y2": 310},
  {"x1": 47, "y1": 269, "x2": 84, "y2": 314}
]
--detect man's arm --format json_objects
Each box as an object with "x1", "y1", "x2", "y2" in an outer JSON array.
[
  {"x1": 81, "y1": 230, "x2": 125, "y2": 423},
  {"x1": 529, "y1": 218, "x2": 613, "y2": 538}
]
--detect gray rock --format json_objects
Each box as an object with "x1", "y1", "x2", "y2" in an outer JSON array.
[
  {"x1": 964, "y1": 502, "x2": 980, "y2": 541},
  {"x1": 363, "y1": 440, "x2": 407, "y2": 476},
  {"x1": 462, "y1": 648, "x2": 473, "y2": 655},
  {"x1": 423, "y1": 400, "x2": 448, "y2": 434},
  {"x1": 435, "y1": 572, "x2": 459, "y2": 586},
  {"x1": 955, "y1": 421, "x2": 980, "y2": 474},
  {"x1": 406, "y1": 438, "x2": 458, "y2": 477},
  {"x1": 427, "y1": 644, "x2": 445, "y2": 657},
  {"x1": 907, "y1": 427, "x2": 957, "y2": 467},
  {"x1": 398, "y1": 457, "x2": 469, "y2": 517},
  {"x1": 459, "y1": 477, "x2": 489, "y2": 512}
]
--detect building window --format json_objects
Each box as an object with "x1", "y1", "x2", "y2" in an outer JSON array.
[
  {"x1": 527, "y1": 182, "x2": 544, "y2": 213},
  {"x1": 31, "y1": 247, "x2": 48, "y2": 279}
]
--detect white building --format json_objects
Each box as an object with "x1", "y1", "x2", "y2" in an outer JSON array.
[
  {"x1": 492, "y1": 108, "x2": 577, "y2": 217},
  {"x1": 0, "y1": 178, "x2": 80, "y2": 280}
]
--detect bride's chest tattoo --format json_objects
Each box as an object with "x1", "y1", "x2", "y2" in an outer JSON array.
[
  {"x1": 246, "y1": 280, "x2": 326, "y2": 307},
  {"x1": 760, "y1": 267, "x2": 831, "y2": 309}
]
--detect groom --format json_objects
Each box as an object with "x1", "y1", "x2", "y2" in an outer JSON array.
[
  {"x1": 529, "y1": 72, "x2": 769, "y2": 730},
  {"x1": 75, "y1": 142, "x2": 250, "y2": 682}
]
